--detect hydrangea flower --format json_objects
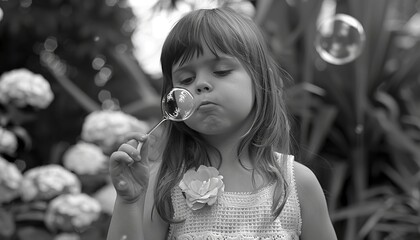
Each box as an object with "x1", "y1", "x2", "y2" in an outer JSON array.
[
  {"x1": 81, "y1": 110, "x2": 149, "y2": 154},
  {"x1": 45, "y1": 193, "x2": 101, "y2": 233},
  {"x1": 63, "y1": 142, "x2": 108, "y2": 175},
  {"x1": 54, "y1": 233, "x2": 81, "y2": 240},
  {"x1": 20, "y1": 164, "x2": 81, "y2": 202},
  {"x1": 0, "y1": 127, "x2": 18, "y2": 156},
  {"x1": 92, "y1": 183, "x2": 116, "y2": 215},
  {"x1": 0, "y1": 68, "x2": 54, "y2": 109},
  {"x1": 0, "y1": 156, "x2": 23, "y2": 204},
  {"x1": 179, "y1": 165, "x2": 224, "y2": 210}
]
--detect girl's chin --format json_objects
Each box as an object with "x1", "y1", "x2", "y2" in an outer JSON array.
[{"x1": 187, "y1": 118, "x2": 228, "y2": 134}]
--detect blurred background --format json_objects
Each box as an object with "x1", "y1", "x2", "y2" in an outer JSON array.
[{"x1": 0, "y1": 0, "x2": 420, "y2": 239}]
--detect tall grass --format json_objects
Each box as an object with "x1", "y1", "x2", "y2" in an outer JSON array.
[{"x1": 255, "y1": 0, "x2": 420, "y2": 239}]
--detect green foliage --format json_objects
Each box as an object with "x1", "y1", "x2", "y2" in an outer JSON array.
[
  {"x1": 0, "y1": 0, "x2": 160, "y2": 168},
  {"x1": 255, "y1": 0, "x2": 420, "y2": 239}
]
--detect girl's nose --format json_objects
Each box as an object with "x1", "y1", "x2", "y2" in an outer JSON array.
[{"x1": 195, "y1": 81, "x2": 213, "y2": 94}]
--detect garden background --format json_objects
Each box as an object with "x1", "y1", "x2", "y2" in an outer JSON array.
[{"x1": 0, "y1": 0, "x2": 420, "y2": 239}]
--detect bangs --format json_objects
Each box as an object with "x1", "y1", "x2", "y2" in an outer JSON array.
[{"x1": 160, "y1": 8, "x2": 253, "y2": 83}]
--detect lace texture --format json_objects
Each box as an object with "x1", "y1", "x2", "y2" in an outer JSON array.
[{"x1": 168, "y1": 154, "x2": 301, "y2": 240}]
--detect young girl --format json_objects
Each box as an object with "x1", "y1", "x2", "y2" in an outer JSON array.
[{"x1": 107, "y1": 7, "x2": 337, "y2": 240}]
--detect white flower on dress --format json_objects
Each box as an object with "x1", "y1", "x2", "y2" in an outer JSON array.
[
  {"x1": 0, "y1": 156, "x2": 23, "y2": 204},
  {"x1": 179, "y1": 165, "x2": 224, "y2": 211},
  {"x1": 45, "y1": 193, "x2": 101, "y2": 232},
  {"x1": 0, "y1": 127, "x2": 18, "y2": 156},
  {"x1": 63, "y1": 141, "x2": 108, "y2": 175},
  {"x1": 20, "y1": 164, "x2": 81, "y2": 202},
  {"x1": 81, "y1": 110, "x2": 149, "y2": 154},
  {"x1": 0, "y1": 68, "x2": 54, "y2": 109}
]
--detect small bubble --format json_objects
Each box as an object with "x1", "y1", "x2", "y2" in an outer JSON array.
[
  {"x1": 20, "y1": 0, "x2": 32, "y2": 8},
  {"x1": 355, "y1": 124, "x2": 364, "y2": 134},
  {"x1": 44, "y1": 36, "x2": 58, "y2": 52},
  {"x1": 99, "y1": 67, "x2": 112, "y2": 80},
  {"x1": 92, "y1": 56, "x2": 106, "y2": 70},
  {"x1": 115, "y1": 44, "x2": 128, "y2": 53},
  {"x1": 315, "y1": 14, "x2": 366, "y2": 65},
  {"x1": 98, "y1": 90, "x2": 111, "y2": 102},
  {"x1": 105, "y1": 0, "x2": 118, "y2": 7}
]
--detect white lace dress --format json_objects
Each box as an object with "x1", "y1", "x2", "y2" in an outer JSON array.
[{"x1": 168, "y1": 154, "x2": 302, "y2": 240}]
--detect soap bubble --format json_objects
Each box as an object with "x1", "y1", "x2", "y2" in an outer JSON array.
[
  {"x1": 143, "y1": 88, "x2": 196, "y2": 137},
  {"x1": 162, "y1": 88, "x2": 195, "y2": 121},
  {"x1": 315, "y1": 14, "x2": 366, "y2": 65}
]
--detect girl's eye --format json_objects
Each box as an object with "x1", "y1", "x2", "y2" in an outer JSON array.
[
  {"x1": 214, "y1": 70, "x2": 232, "y2": 76},
  {"x1": 180, "y1": 77, "x2": 195, "y2": 85}
]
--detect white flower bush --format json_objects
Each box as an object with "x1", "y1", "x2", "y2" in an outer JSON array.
[
  {"x1": 54, "y1": 233, "x2": 81, "y2": 240},
  {"x1": 63, "y1": 142, "x2": 108, "y2": 175},
  {"x1": 92, "y1": 183, "x2": 116, "y2": 215},
  {"x1": 0, "y1": 127, "x2": 18, "y2": 156},
  {"x1": 20, "y1": 164, "x2": 81, "y2": 202},
  {"x1": 0, "y1": 156, "x2": 23, "y2": 204},
  {"x1": 81, "y1": 110, "x2": 149, "y2": 153},
  {"x1": 45, "y1": 193, "x2": 101, "y2": 232},
  {"x1": 0, "y1": 68, "x2": 54, "y2": 109},
  {"x1": 179, "y1": 165, "x2": 224, "y2": 210}
]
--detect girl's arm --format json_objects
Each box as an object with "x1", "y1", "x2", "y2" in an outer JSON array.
[
  {"x1": 294, "y1": 162, "x2": 338, "y2": 240},
  {"x1": 107, "y1": 162, "x2": 168, "y2": 240}
]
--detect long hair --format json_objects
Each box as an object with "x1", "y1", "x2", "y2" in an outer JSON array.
[{"x1": 154, "y1": 7, "x2": 291, "y2": 222}]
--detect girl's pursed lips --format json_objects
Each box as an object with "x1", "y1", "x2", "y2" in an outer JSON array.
[{"x1": 197, "y1": 100, "x2": 217, "y2": 110}]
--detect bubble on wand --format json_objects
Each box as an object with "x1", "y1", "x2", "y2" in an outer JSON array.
[{"x1": 136, "y1": 87, "x2": 196, "y2": 151}]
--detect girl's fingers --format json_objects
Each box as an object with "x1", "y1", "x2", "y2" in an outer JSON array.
[
  {"x1": 110, "y1": 151, "x2": 134, "y2": 166},
  {"x1": 118, "y1": 143, "x2": 139, "y2": 158},
  {"x1": 126, "y1": 139, "x2": 138, "y2": 148},
  {"x1": 122, "y1": 132, "x2": 148, "y2": 143}
]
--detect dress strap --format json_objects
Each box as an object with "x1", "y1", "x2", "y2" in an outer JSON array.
[{"x1": 285, "y1": 154, "x2": 302, "y2": 235}]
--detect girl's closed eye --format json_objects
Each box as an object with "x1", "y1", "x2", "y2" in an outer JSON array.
[
  {"x1": 213, "y1": 70, "x2": 232, "y2": 77},
  {"x1": 174, "y1": 72, "x2": 195, "y2": 86},
  {"x1": 180, "y1": 76, "x2": 195, "y2": 85}
]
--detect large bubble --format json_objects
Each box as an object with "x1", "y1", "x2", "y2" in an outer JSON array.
[
  {"x1": 162, "y1": 87, "x2": 195, "y2": 121},
  {"x1": 315, "y1": 14, "x2": 366, "y2": 65},
  {"x1": 143, "y1": 87, "x2": 196, "y2": 138}
]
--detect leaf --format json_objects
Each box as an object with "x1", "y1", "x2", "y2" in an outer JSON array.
[
  {"x1": 41, "y1": 53, "x2": 101, "y2": 113},
  {"x1": 381, "y1": 210, "x2": 420, "y2": 224},
  {"x1": 330, "y1": 200, "x2": 385, "y2": 221},
  {"x1": 306, "y1": 104, "x2": 338, "y2": 160},
  {"x1": 0, "y1": 208, "x2": 15, "y2": 237},
  {"x1": 17, "y1": 227, "x2": 53, "y2": 240},
  {"x1": 374, "y1": 109, "x2": 420, "y2": 164},
  {"x1": 326, "y1": 159, "x2": 348, "y2": 212},
  {"x1": 382, "y1": 164, "x2": 414, "y2": 195},
  {"x1": 10, "y1": 125, "x2": 32, "y2": 151},
  {"x1": 373, "y1": 223, "x2": 420, "y2": 234},
  {"x1": 15, "y1": 211, "x2": 46, "y2": 223},
  {"x1": 358, "y1": 198, "x2": 395, "y2": 238},
  {"x1": 374, "y1": 91, "x2": 400, "y2": 122}
]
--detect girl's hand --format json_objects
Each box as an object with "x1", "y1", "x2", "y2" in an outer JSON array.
[{"x1": 109, "y1": 133, "x2": 149, "y2": 203}]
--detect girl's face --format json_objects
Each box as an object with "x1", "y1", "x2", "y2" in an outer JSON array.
[{"x1": 171, "y1": 45, "x2": 255, "y2": 139}]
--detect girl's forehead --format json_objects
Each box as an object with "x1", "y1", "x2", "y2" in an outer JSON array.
[{"x1": 171, "y1": 45, "x2": 234, "y2": 72}]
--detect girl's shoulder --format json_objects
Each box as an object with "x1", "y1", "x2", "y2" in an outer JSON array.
[
  {"x1": 293, "y1": 161, "x2": 323, "y2": 201},
  {"x1": 293, "y1": 161, "x2": 338, "y2": 239},
  {"x1": 293, "y1": 161, "x2": 316, "y2": 184}
]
